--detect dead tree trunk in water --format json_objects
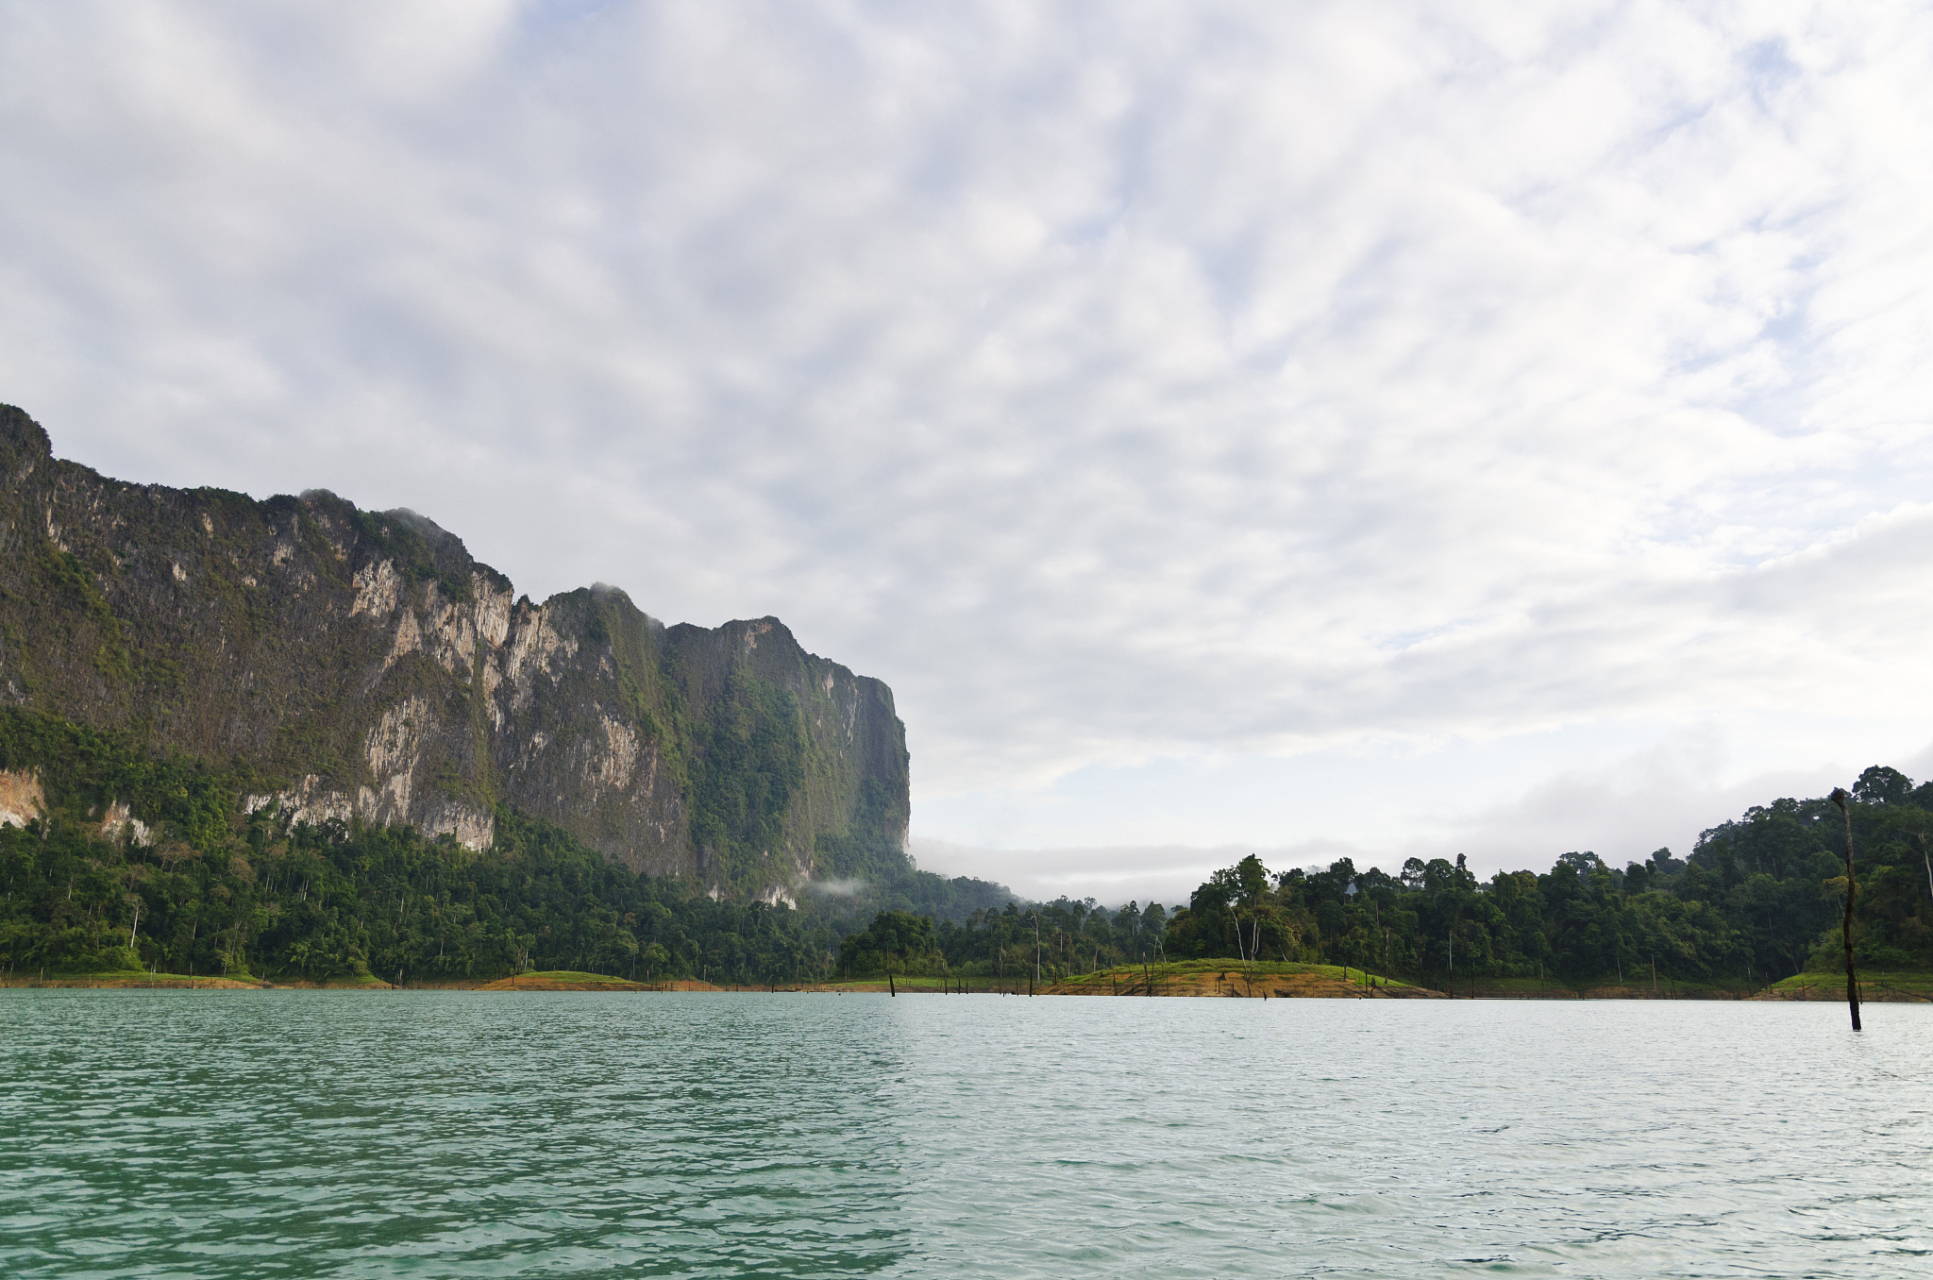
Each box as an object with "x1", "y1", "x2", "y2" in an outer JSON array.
[
  {"x1": 1912, "y1": 826, "x2": 1933, "y2": 912},
  {"x1": 1830, "y1": 787, "x2": 1862, "y2": 1033}
]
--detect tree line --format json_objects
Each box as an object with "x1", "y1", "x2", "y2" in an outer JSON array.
[
  {"x1": 838, "y1": 766, "x2": 1933, "y2": 987},
  {"x1": 838, "y1": 898, "x2": 1171, "y2": 982},
  {"x1": 9, "y1": 701, "x2": 1930, "y2": 991},
  {"x1": 0, "y1": 708, "x2": 1004, "y2": 984}
]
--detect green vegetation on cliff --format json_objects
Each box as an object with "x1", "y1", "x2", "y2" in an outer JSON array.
[{"x1": 0, "y1": 710, "x2": 1003, "y2": 985}]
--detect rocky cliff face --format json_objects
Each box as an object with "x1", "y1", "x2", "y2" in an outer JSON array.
[{"x1": 0, "y1": 405, "x2": 909, "y2": 894}]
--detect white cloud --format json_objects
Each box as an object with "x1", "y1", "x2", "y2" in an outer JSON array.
[{"x1": 2, "y1": 1, "x2": 1931, "y2": 895}]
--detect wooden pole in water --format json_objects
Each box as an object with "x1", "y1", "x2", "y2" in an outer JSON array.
[
  {"x1": 1829, "y1": 787, "x2": 1861, "y2": 1032},
  {"x1": 889, "y1": 973, "x2": 896, "y2": 997}
]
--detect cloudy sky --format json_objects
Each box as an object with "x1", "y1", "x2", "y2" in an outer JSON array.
[{"x1": 5, "y1": 1, "x2": 1932, "y2": 904}]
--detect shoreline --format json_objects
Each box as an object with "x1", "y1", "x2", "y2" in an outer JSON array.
[{"x1": 8, "y1": 965, "x2": 1929, "y2": 1001}]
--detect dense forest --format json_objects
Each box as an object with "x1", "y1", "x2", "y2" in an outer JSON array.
[
  {"x1": 840, "y1": 765, "x2": 1933, "y2": 988},
  {"x1": 0, "y1": 708, "x2": 1007, "y2": 984},
  {"x1": 9, "y1": 699, "x2": 1931, "y2": 991},
  {"x1": 837, "y1": 899, "x2": 1171, "y2": 981}
]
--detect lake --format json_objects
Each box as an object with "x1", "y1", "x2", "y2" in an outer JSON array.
[{"x1": 2, "y1": 991, "x2": 1928, "y2": 1277}]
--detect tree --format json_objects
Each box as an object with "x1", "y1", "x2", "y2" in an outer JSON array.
[{"x1": 1854, "y1": 766, "x2": 1913, "y2": 808}]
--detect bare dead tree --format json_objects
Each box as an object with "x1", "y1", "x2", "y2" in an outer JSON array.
[{"x1": 1829, "y1": 787, "x2": 1862, "y2": 1033}]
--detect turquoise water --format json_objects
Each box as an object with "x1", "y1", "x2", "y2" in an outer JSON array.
[{"x1": 2, "y1": 992, "x2": 1928, "y2": 1278}]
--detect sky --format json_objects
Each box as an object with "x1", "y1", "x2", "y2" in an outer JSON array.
[{"x1": 4, "y1": 1, "x2": 1933, "y2": 906}]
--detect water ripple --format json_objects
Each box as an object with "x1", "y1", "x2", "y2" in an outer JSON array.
[{"x1": 2, "y1": 993, "x2": 1930, "y2": 1277}]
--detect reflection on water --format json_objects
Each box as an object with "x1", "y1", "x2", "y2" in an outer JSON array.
[{"x1": 2, "y1": 992, "x2": 1928, "y2": 1278}]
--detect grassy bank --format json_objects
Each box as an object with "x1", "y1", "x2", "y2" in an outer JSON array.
[
  {"x1": 1759, "y1": 971, "x2": 1933, "y2": 1002},
  {"x1": 1, "y1": 970, "x2": 267, "y2": 988},
  {"x1": 25, "y1": 962, "x2": 1928, "y2": 1001},
  {"x1": 0, "y1": 967, "x2": 720, "y2": 991},
  {"x1": 820, "y1": 959, "x2": 1434, "y2": 997},
  {"x1": 1446, "y1": 974, "x2": 1759, "y2": 1000},
  {"x1": 0, "y1": 968, "x2": 394, "y2": 989},
  {"x1": 476, "y1": 970, "x2": 699, "y2": 991},
  {"x1": 1049, "y1": 959, "x2": 1435, "y2": 998}
]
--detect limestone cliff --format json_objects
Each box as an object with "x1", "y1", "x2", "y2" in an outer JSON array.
[{"x1": 0, "y1": 405, "x2": 909, "y2": 893}]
